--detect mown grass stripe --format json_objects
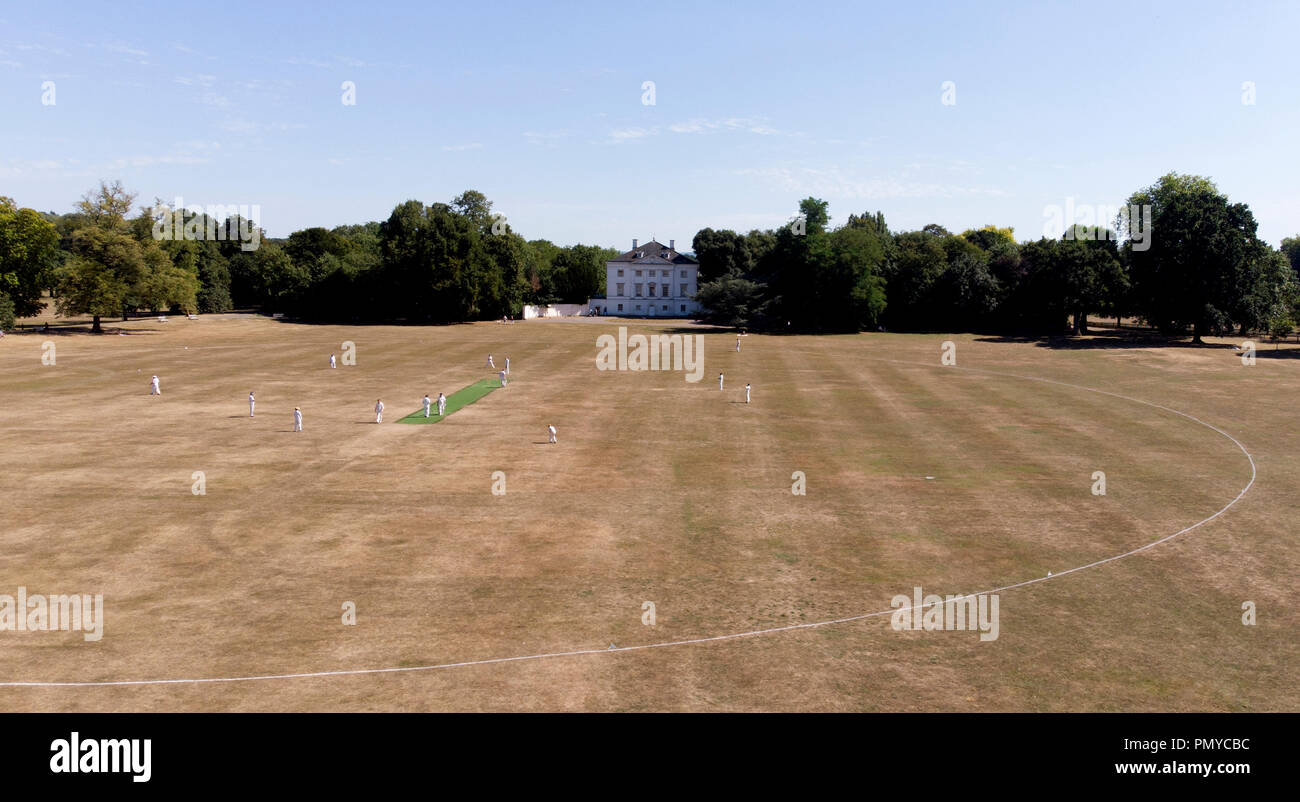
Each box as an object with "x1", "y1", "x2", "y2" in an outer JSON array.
[{"x1": 397, "y1": 378, "x2": 503, "y2": 424}]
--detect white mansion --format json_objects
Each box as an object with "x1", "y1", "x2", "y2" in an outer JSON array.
[{"x1": 589, "y1": 238, "x2": 700, "y2": 317}]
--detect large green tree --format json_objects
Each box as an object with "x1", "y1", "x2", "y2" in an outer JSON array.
[
  {"x1": 55, "y1": 183, "x2": 198, "y2": 331},
  {"x1": 1124, "y1": 173, "x2": 1264, "y2": 343},
  {"x1": 0, "y1": 196, "x2": 60, "y2": 318}
]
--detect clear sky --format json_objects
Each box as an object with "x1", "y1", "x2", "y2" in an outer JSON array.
[{"x1": 2, "y1": 0, "x2": 1297, "y2": 248}]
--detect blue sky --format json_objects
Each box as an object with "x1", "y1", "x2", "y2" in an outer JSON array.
[{"x1": 2, "y1": 0, "x2": 1297, "y2": 248}]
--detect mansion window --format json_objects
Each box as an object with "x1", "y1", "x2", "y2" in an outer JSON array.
[
  {"x1": 616, "y1": 283, "x2": 624, "y2": 296},
  {"x1": 648, "y1": 284, "x2": 656, "y2": 297},
  {"x1": 634, "y1": 284, "x2": 643, "y2": 297}
]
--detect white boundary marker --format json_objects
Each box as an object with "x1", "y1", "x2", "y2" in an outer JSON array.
[{"x1": 0, "y1": 363, "x2": 1256, "y2": 687}]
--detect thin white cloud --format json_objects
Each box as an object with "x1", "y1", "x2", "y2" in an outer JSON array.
[
  {"x1": 14, "y1": 43, "x2": 70, "y2": 56},
  {"x1": 284, "y1": 56, "x2": 330, "y2": 68},
  {"x1": 668, "y1": 117, "x2": 781, "y2": 136},
  {"x1": 609, "y1": 127, "x2": 653, "y2": 141},
  {"x1": 737, "y1": 167, "x2": 1009, "y2": 200},
  {"x1": 174, "y1": 74, "x2": 218, "y2": 87},
  {"x1": 199, "y1": 92, "x2": 231, "y2": 109},
  {"x1": 441, "y1": 143, "x2": 484, "y2": 151},
  {"x1": 523, "y1": 129, "x2": 573, "y2": 144},
  {"x1": 221, "y1": 119, "x2": 307, "y2": 134},
  {"x1": 105, "y1": 42, "x2": 148, "y2": 57}
]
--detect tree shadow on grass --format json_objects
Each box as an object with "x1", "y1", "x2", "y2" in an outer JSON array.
[
  {"x1": 975, "y1": 328, "x2": 1300, "y2": 358},
  {"x1": 8, "y1": 323, "x2": 164, "y2": 336},
  {"x1": 977, "y1": 329, "x2": 1236, "y2": 351}
]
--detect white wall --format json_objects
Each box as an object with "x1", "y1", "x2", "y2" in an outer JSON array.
[{"x1": 522, "y1": 304, "x2": 590, "y2": 319}]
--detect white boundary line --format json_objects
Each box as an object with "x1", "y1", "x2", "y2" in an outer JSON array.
[{"x1": 0, "y1": 363, "x2": 1256, "y2": 687}]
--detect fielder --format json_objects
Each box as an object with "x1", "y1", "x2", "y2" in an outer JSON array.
[
  {"x1": 249, "y1": 391, "x2": 256, "y2": 417},
  {"x1": 423, "y1": 394, "x2": 432, "y2": 417},
  {"x1": 745, "y1": 383, "x2": 751, "y2": 403},
  {"x1": 293, "y1": 407, "x2": 303, "y2": 432},
  {"x1": 499, "y1": 370, "x2": 507, "y2": 387},
  {"x1": 718, "y1": 372, "x2": 724, "y2": 391},
  {"x1": 437, "y1": 392, "x2": 446, "y2": 416},
  {"x1": 150, "y1": 375, "x2": 161, "y2": 395},
  {"x1": 736, "y1": 336, "x2": 741, "y2": 352},
  {"x1": 505, "y1": 356, "x2": 510, "y2": 375},
  {"x1": 548, "y1": 424, "x2": 557, "y2": 444},
  {"x1": 329, "y1": 353, "x2": 337, "y2": 369},
  {"x1": 486, "y1": 354, "x2": 496, "y2": 369},
  {"x1": 375, "y1": 399, "x2": 384, "y2": 423}
]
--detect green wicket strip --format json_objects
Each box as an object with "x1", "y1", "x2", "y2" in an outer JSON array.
[{"x1": 397, "y1": 378, "x2": 504, "y2": 424}]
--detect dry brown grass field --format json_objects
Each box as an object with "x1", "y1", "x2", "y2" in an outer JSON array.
[{"x1": 0, "y1": 312, "x2": 1296, "y2": 711}]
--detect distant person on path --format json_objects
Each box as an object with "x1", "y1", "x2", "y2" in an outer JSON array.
[
  {"x1": 736, "y1": 336, "x2": 741, "y2": 352},
  {"x1": 329, "y1": 353, "x2": 337, "y2": 369},
  {"x1": 718, "y1": 373, "x2": 724, "y2": 391},
  {"x1": 293, "y1": 408, "x2": 303, "y2": 432},
  {"x1": 486, "y1": 354, "x2": 496, "y2": 369},
  {"x1": 375, "y1": 399, "x2": 384, "y2": 423},
  {"x1": 249, "y1": 391, "x2": 256, "y2": 417},
  {"x1": 548, "y1": 424, "x2": 557, "y2": 444},
  {"x1": 150, "y1": 375, "x2": 161, "y2": 395},
  {"x1": 745, "y1": 383, "x2": 751, "y2": 404},
  {"x1": 423, "y1": 394, "x2": 432, "y2": 418},
  {"x1": 437, "y1": 392, "x2": 446, "y2": 416}
]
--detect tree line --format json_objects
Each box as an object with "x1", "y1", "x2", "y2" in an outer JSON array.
[
  {"x1": 0, "y1": 183, "x2": 614, "y2": 331},
  {"x1": 693, "y1": 173, "x2": 1300, "y2": 341},
  {"x1": 4, "y1": 172, "x2": 1298, "y2": 341}
]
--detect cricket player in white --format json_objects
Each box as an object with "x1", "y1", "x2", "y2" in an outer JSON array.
[
  {"x1": 329, "y1": 353, "x2": 337, "y2": 369},
  {"x1": 375, "y1": 399, "x2": 384, "y2": 423},
  {"x1": 437, "y1": 393, "x2": 446, "y2": 416},
  {"x1": 151, "y1": 375, "x2": 161, "y2": 395},
  {"x1": 249, "y1": 391, "x2": 256, "y2": 417},
  {"x1": 736, "y1": 337, "x2": 741, "y2": 352},
  {"x1": 499, "y1": 370, "x2": 507, "y2": 387},
  {"x1": 423, "y1": 394, "x2": 432, "y2": 417},
  {"x1": 745, "y1": 383, "x2": 751, "y2": 403},
  {"x1": 504, "y1": 356, "x2": 510, "y2": 375},
  {"x1": 718, "y1": 373, "x2": 724, "y2": 391},
  {"x1": 293, "y1": 408, "x2": 303, "y2": 432},
  {"x1": 548, "y1": 425, "x2": 557, "y2": 444},
  {"x1": 486, "y1": 354, "x2": 496, "y2": 369}
]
